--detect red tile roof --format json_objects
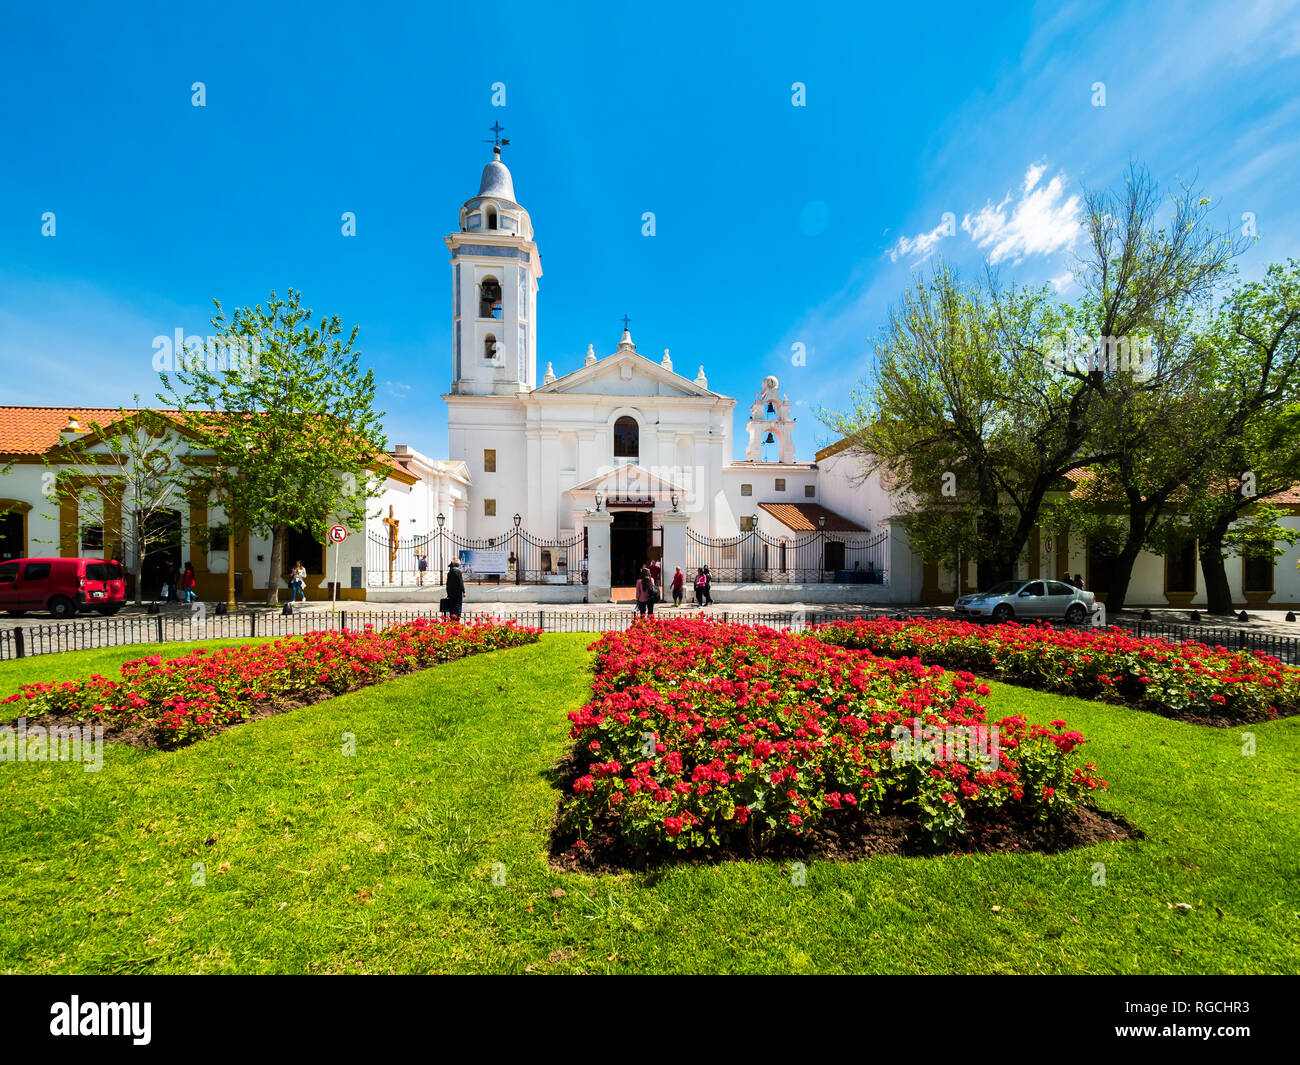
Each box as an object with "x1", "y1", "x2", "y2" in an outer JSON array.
[
  {"x1": 0, "y1": 406, "x2": 145, "y2": 455},
  {"x1": 758, "y1": 502, "x2": 866, "y2": 532},
  {"x1": 0, "y1": 405, "x2": 412, "y2": 483}
]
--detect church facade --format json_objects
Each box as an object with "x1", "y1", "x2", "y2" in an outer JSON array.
[{"x1": 404, "y1": 144, "x2": 898, "y2": 597}]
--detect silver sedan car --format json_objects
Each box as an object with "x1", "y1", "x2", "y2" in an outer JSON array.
[{"x1": 954, "y1": 579, "x2": 1096, "y2": 624}]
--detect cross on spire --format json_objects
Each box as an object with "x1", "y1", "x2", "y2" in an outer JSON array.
[
  {"x1": 483, "y1": 122, "x2": 509, "y2": 149},
  {"x1": 621, "y1": 314, "x2": 632, "y2": 332}
]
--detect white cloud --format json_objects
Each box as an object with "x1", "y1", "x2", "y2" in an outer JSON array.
[
  {"x1": 385, "y1": 380, "x2": 411, "y2": 398},
  {"x1": 962, "y1": 165, "x2": 1082, "y2": 264},
  {"x1": 1049, "y1": 271, "x2": 1076, "y2": 293},
  {"x1": 887, "y1": 214, "x2": 956, "y2": 263}
]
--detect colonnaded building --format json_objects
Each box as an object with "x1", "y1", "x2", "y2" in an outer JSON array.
[{"x1": 2, "y1": 143, "x2": 1298, "y2": 609}]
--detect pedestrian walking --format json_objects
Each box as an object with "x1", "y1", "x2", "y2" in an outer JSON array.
[
  {"x1": 649, "y1": 559, "x2": 661, "y2": 597},
  {"x1": 289, "y1": 561, "x2": 308, "y2": 602},
  {"x1": 417, "y1": 552, "x2": 428, "y2": 586},
  {"x1": 444, "y1": 559, "x2": 465, "y2": 619},
  {"x1": 1073, "y1": 573, "x2": 1085, "y2": 589},
  {"x1": 703, "y1": 565, "x2": 714, "y2": 606},
  {"x1": 694, "y1": 567, "x2": 707, "y2": 607},
  {"x1": 635, "y1": 565, "x2": 657, "y2": 617},
  {"x1": 671, "y1": 566, "x2": 684, "y2": 607},
  {"x1": 181, "y1": 561, "x2": 197, "y2": 604}
]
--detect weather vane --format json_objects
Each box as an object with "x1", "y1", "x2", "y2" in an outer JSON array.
[{"x1": 483, "y1": 122, "x2": 509, "y2": 149}]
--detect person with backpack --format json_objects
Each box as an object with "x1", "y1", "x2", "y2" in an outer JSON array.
[
  {"x1": 635, "y1": 565, "x2": 657, "y2": 617},
  {"x1": 671, "y1": 566, "x2": 685, "y2": 607}
]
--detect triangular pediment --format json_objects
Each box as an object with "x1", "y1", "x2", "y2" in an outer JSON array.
[
  {"x1": 567, "y1": 464, "x2": 689, "y2": 495},
  {"x1": 533, "y1": 351, "x2": 718, "y2": 399}
]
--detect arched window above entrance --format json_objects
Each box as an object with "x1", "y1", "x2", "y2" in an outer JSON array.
[{"x1": 614, "y1": 416, "x2": 639, "y2": 461}]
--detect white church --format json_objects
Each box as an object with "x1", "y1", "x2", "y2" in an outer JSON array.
[{"x1": 365, "y1": 141, "x2": 906, "y2": 603}]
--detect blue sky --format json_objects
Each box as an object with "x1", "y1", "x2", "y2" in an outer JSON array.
[{"x1": 2, "y1": 0, "x2": 1298, "y2": 460}]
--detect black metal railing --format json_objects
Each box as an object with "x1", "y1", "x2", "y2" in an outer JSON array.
[
  {"x1": 2, "y1": 606, "x2": 1298, "y2": 664},
  {"x1": 366, "y1": 527, "x2": 587, "y2": 587},
  {"x1": 685, "y1": 527, "x2": 889, "y2": 583}
]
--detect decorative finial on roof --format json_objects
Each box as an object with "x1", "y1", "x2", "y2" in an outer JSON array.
[
  {"x1": 661, "y1": 348, "x2": 672, "y2": 371},
  {"x1": 618, "y1": 317, "x2": 635, "y2": 351},
  {"x1": 695, "y1": 365, "x2": 708, "y2": 388},
  {"x1": 584, "y1": 343, "x2": 597, "y2": 367},
  {"x1": 482, "y1": 121, "x2": 510, "y2": 153},
  {"x1": 543, "y1": 361, "x2": 556, "y2": 384},
  {"x1": 62, "y1": 415, "x2": 81, "y2": 434}
]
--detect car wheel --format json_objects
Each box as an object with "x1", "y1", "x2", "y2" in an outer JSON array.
[
  {"x1": 991, "y1": 603, "x2": 1013, "y2": 623},
  {"x1": 97, "y1": 605, "x2": 123, "y2": 617},
  {"x1": 48, "y1": 596, "x2": 78, "y2": 620},
  {"x1": 1065, "y1": 602, "x2": 1087, "y2": 624}
]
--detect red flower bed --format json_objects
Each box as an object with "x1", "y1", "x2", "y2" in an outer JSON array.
[
  {"x1": 814, "y1": 617, "x2": 1300, "y2": 724},
  {"x1": 2, "y1": 618, "x2": 538, "y2": 747},
  {"x1": 558, "y1": 618, "x2": 1105, "y2": 856}
]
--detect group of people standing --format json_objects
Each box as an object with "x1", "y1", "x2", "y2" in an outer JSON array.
[
  {"x1": 156, "y1": 559, "x2": 198, "y2": 603},
  {"x1": 634, "y1": 562, "x2": 714, "y2": 616}
]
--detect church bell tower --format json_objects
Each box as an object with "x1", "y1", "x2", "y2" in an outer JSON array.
[
  {"x1": 445, "y1": 128, "x2": 542, "y2": 395},
  {"x1": 745, "y1": 375, "x2": 796, "y2": 462}
]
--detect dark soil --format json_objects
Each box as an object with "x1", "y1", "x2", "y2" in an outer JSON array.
[{"x1": 546, "y1": 750, "x2": 1142, "y2": 875}]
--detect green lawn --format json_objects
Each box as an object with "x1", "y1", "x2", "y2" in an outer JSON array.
[{"x1": 2, "y1": 633, "x2": 1298, "y2": 974}]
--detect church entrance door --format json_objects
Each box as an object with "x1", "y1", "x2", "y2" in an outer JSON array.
[{"x1": 610, "y1": 510, "x2": 652, "y2": 588}]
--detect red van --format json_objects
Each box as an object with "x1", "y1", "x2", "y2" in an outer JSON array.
[{"x1": 0, "y1": 558, "x2": 127, "y2": 618}]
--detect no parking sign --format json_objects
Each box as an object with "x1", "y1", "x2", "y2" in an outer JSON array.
[{"x1": 327, "y1": 526, "x2": 347, "y2": 608}]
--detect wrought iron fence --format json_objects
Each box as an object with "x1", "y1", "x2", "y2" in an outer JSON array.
[
  {"x1": 0, "y1": 608, "x2": 836, "y2": 660},
  {"x1": 686, "y1": 527, "x2": 889, "y2": 583},
  {"x1": 366, "y1": 527, "x2": 587, "y2": 587},
  {"x1": 3, "y1": 606, "x2": 1299, "y2": 664}
]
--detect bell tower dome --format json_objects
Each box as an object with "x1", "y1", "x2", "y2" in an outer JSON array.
[{"x1": 444, "y1": 131, "x2": 542, "y2": 396}]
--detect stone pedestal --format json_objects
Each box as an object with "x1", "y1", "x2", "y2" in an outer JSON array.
[
  {"x1": 661, "y1": 511, "x2": 691, "y2": 589},
  {"x1": 584, "y1": 510, "x2": 612, "y2": 602}
]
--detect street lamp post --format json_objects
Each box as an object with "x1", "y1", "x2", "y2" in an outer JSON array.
[
  {"x1": 217, "y1": 467, "x2": 237, "y2": 612},
  {"x1": 514, "y1": 512, "x2": 522, "y2": 584},
  {"x1": 818, "y1": 514, "x2": 826, "y2": 584},
  {"x1": 436, "y1": 512, "x2": 445, "y2": 577}
]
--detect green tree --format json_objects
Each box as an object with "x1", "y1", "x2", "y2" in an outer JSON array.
[
  {"x1": 159, "y1": 290, "x2": 387, "y2": 603},
  {"x1": 1068, "y1": 167, "x2": 1249, "y2": 610}
]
